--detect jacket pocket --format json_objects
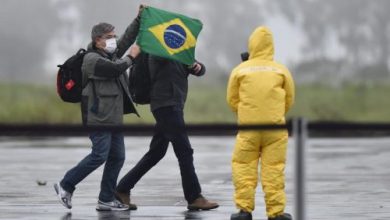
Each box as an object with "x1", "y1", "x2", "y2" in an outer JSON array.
[{"x1": 95, "y1": 94, "x2": 119, "y2": 122}]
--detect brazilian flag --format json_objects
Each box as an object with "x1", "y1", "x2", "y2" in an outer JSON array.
[{"x1": 137, "y1": 6, "x2": 203, "y2": 65}]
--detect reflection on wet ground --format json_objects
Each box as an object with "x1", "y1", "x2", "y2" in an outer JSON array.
[{"x1": 0, "y1": 137, "x2": 390, "y2": 220}]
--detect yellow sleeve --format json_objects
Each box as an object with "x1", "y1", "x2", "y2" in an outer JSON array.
[
  {"x1": 226, "y1": 70, "x2": 240, "y2": 113},
  {"x1": 283, "y1": 69, "x2": 295, "y2": 113}
]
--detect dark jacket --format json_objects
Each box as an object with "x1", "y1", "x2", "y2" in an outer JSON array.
[
  {"x1": 148, "y1": 55, "x2": 206, "y2": 112},
  {"x1": 81, "y1": 18, "x2": 140, "y2": 126}
]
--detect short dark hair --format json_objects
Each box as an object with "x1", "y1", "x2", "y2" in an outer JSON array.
[{"x1": 91, "y1": 22, "x2": 115, "y2": 41}]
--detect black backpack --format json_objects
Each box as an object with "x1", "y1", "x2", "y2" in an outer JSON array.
[
  {"x1": 129, "y1": 52, "x2": 152, "y2": 104},
  {"x1": 56, "y1": 48, "x2": 89, "y2": 103}
]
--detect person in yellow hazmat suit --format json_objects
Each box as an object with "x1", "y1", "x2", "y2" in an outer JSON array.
[{"x1": 227, "y1": 26, "x2": 295, "y2": 220}]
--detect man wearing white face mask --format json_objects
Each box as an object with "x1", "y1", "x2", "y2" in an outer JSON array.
[
  {"x1": 103, "y1": 37, "x2": 118, "y2": 54},
  {"x1": 54, "y1": 7, "x2": 144, "y2": 211}
]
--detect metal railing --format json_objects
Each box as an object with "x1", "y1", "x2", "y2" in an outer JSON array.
[{"x1": 0, "y1": 123, "x2": 290, "y2": 136}]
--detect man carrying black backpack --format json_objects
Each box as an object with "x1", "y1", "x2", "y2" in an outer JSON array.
[
  {"x1": 115, "y1": 55, "x2": 219, "y2": 211},
  {"x1": 54, "y1": 7, "x2": 143, "y2": 211}
]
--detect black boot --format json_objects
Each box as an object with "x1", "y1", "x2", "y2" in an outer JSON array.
[
  {"x1": 231, "y1": 210, "x2": 252, "y2": 220},
  {"x1": 268, "y1": 213, "x2": 292, "y2": 220}
]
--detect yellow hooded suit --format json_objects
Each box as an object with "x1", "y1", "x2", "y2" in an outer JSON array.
[{"x1": 227, "y1": 26, "x2": 295, "y2": 218}]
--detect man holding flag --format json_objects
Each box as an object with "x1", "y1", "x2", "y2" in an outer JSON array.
[{"x1": 115, "y1": 6, "x2": 219, "y2": 211}]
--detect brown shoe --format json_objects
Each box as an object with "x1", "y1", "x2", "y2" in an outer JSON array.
[
  {"x1": 114, "y1": 191, "x2": 137, "y2": 210},
  {"x1": 187, "y1": 196, "x2": 219, "y2": 210}
]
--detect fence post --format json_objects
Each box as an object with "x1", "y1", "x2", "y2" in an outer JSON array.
[{"x1": 294, "y1": 117, "x2": 307, "y2": 220}]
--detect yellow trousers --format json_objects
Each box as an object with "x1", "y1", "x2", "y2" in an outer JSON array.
[{"x1": 232, "y1": 130, "x2": 288, "y2": 218}]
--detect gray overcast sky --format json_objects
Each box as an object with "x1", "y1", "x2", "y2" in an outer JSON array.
[{"x1": 2, "y1": 0, "x2": 386, "y2": 84}]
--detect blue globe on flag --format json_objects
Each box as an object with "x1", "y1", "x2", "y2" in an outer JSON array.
[
  {"x1": 139, "y1": 6, "x2": 203, "y2": 64},
  {"x1": 164, "y1": 24, "x2": 187, "y2": 49}
]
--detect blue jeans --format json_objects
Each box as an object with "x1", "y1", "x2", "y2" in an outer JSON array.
[
  {"x1": 60, "y1": 131, "x2": 125, "y2": 202},
  {"x1": 116, "y1": 106, "x2": 202, "y2": 203}
]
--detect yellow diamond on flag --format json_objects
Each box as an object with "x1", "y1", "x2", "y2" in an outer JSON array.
[{"x1": 148, "y1": 18, "x2": 197, "y2": 55}]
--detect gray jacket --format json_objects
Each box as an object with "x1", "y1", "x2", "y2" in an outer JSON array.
[
  {"x1": 81, "y1": 18, "x2": 140, "y2": 126},
  {"x1": 149, "y1": 55, "x2": 206, "y2": 112}
]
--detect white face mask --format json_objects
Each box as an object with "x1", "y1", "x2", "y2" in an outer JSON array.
[{"x1": 104, "y1": 38, "x2": 117, "y2": 54}]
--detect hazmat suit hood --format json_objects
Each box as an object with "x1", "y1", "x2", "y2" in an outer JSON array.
[{"x1": 248, "y1": 26, "x2": 274, "y2": 60}]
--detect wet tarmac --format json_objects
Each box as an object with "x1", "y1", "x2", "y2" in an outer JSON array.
[{"x1": 0, "y1": 136, "x2": 389, "y2": 220}]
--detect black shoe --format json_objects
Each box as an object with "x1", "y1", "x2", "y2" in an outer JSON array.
[
  {"x1": 231, "y1": 210, "x2": 252, "y2": 220},
  {"x1": 268, "y1": 213, "x2": 292, "y2": 220}
]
